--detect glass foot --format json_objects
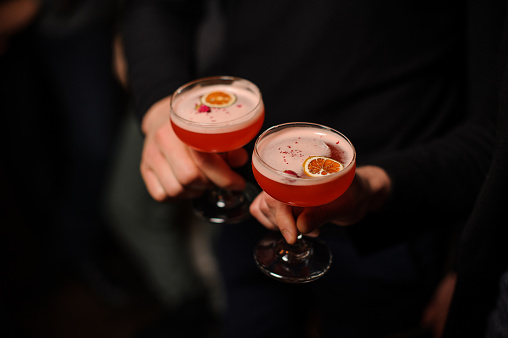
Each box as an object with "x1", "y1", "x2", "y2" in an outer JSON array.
[
  {"x1": 193, "y1": 182, "x2": 260, "y2": 224},
  {"x1": 254, "y1": 231, "x2": 332, "y2": 283}
]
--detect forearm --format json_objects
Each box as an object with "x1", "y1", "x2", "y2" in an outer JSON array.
[
  {"x1": 378, "y1": 116, "x2": 496, "y2": 220},
  {"x1": 348, "y1": 116, "x2": 496, "y2": 253}
]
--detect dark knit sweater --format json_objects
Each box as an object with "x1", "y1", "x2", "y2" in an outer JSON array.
[
  {"x1": 122, "y1": 0, "x2": 496, "y2": 248},
  {"x1": 122, "y1": 0, "x2": 508, "y2": 336},
  {"x1": 444, "y1": 1, "x2": 508, "y2": 335}
]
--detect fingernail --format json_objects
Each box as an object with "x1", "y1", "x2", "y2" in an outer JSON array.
[{"x1": 281, "y1": 230, "x2": 293, "y2": 244}]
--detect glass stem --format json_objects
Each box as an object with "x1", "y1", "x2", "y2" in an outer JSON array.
[
  {"x1": 277, "y1": 233, "x2": 312, "y2": 264},
  {"x1": 208, "y1": 187, "x2": 245, "y2": 208}
]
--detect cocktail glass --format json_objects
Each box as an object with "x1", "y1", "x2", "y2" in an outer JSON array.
[
  {"x1": 252, "y1": 122, "x2": 356, "y2": 283},
  {"x1": 170, "y1": 76, "x2": 265, "y2": 224}
]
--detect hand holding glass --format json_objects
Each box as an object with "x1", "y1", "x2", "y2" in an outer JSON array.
[
  {"x1": 170, "y1": 76, "x2": 264, "y2": 223},
  {"x1": 252, "y1": 122, "x2": 356, "y2": 283}
]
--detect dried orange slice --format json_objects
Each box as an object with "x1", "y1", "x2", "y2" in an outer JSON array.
[
  {"x1": 303, "y1": 156, "x2": 344, "y2": 177},
  {"x1": 200, "y1": 91, "x2": 236, "y2": 108}
]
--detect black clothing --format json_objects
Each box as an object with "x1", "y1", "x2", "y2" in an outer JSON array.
[
  {"x1": 444, "y1": 108, "x2": 508, "y2": 337},
  {"x1": 122, "y1": 0, "x2": 497, "y2": 336},
  {"x1": 123, "y1": 0, "x2": 494, "y2": 236},
  {"x1": 443, "y1": 2, "x2": 508, "y2": 335}
]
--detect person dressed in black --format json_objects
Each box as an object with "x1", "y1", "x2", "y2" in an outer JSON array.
[
  {"x1": 120, "y1": 0, "x2": 496, "y2": 336},
  {"x1": 252, "y1": 1, "x2": 508, "y2": 337},
  {"x1": 441, "y1": 1, "x2": 508, "y2": 336},
  {"x1": 443, "y1": 70, "x2": 508, "y2": 337}
]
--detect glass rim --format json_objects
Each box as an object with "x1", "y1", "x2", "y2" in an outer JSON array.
[
  {"x1": 170, "y1": 75, "x2": 263, "y2": 128},
  {"x1": 253, "y1": 122, "x2": 357, "y2": 180}
]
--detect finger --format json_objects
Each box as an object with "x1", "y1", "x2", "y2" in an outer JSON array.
[
  {"x1": 155, "y1": 129, "x2": 210, "y2": 190},
  {"x1": 189, "y1": 150, "x2": 246, "y2": 191},
  {"x1": 250, "y1": 193, "x2": 278, "y2": 230},
  {"x1": 142, "y1": 146, "x2": 204, "y2": 200},
  {"x1": 140, "y1": 164, "x2": 167, "y2": 201},
  {"x1": 275, "y1": 204, "x2": 298, "y2": 244},
  {"x1": 306, "y1": 228, "x2": 321, "y2": 238},
  {"x1": 159, "y1": 166, "x2": 206, "y2": 200},
  {"x1": 293, "y1": 207, "x2": 322, "y2": 237},
  {"x1": 142, "y1": 128, "x2": 209, "y2": 198},
  {"x1": 140, "y1": 139, "x2": 176, "y2": 200},
  {"x1": 297, "y1": 207, "x2": 328, "y2": 234}
]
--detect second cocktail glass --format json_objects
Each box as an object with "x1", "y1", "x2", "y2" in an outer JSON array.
[
  {"x1": 252, "y1": 122, "x2": 356, "y2": 283},
  {"x1": 170, "y1": 76, "x2": 265, "y2": 224}
]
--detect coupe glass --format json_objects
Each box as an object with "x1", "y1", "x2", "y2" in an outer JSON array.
[
  {"x1": 252, "y1": 122, "x2": 356, "y2": 283},
  {"x1": 170, "y1": 76, "x2": 265, "y2": 224}
]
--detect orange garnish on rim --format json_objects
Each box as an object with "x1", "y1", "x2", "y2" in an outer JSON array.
[
  {"x1": 200, "y1": 91, "x2": 236, "y2": 108},
  {"x1": 303, "y1": 156, "x2": 344, "y2": 177}
]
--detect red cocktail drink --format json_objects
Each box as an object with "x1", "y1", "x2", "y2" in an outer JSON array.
[
  {"x1": 252, "y1": 122, "x2": 356, "y2": 283},
  {"x1": 252, "y1": 162, "x2": 356, "y2": 207},
  {"x1": 169, "y1": 76, "x2": 264, "y2": 224},
  {"x1": 171, "y1": 111, "x2": 264, "y2": 152},
  {"x1": 252, "y1": 123, "x2": 356, "y2": 207},
  {"x1": 171, "y1": 77, "x2": 265, "y2": 153}
]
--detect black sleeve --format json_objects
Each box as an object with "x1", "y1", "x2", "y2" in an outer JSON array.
[
  {"x1": 443, "y1": 3, "x2": 508, "y2": 334},
  {"x1": 348, "y1": 0, "x2": 505, "y2": 253},
  {"x1": 121, "y1": 0, "x2": 206, "y2": 123}
]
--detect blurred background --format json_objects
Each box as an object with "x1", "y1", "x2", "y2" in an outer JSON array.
[{"x1": 0, "y1": 0, "x2": 222, "y2": 337}]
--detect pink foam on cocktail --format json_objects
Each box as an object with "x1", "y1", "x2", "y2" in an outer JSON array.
[
  {"x1": 252, "y1": 124, "x2": 356, "y2": 206},
  {"x1": 253, "y1": 126, "x2": 354, "y2": 186},
  {"x1": 171, "y1": 81, "x2": 265, "y2": 152},
  {"x1": 171, "y1": 84, "x2": 263, "y2": 134},
  {"x1": 262, "y1": 129, "x2": 332, "y2": 177}
]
